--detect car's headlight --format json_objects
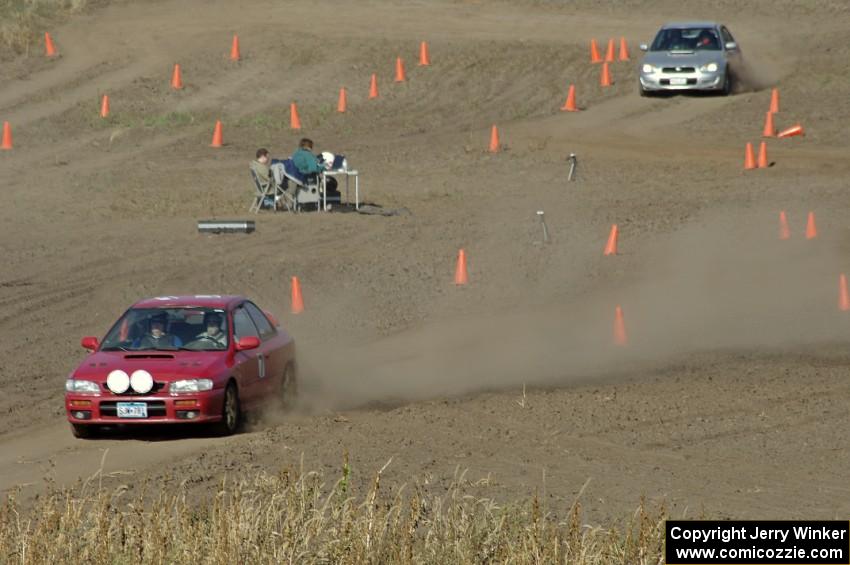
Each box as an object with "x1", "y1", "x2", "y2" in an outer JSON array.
[
  {"x1": 170, "y1": 379, "x2": 214, "y2": 394},
  {"x1": 700, "y1": 62, "x2": 719, "y2": 72},
  {"x1": 642, "y1": 64, "x2": 655, "y2": 73},
  {"x1": 65, "y1": 379, "x2": 100, "y2": 394}
]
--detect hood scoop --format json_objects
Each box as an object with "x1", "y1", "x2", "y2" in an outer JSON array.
[{"x1": 123, "y1": 354, "x2": 175, "y2": 360}]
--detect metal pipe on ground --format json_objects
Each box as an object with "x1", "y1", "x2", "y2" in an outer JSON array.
[{"x1": 197, "y1": 220, "x2": 256, "y2": 234}]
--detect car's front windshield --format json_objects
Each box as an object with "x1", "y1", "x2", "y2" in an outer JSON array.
[
  {"x1": 100, "y1": 307, "x2": 229, "y2": 351},
  {"x1": 650, "y1": 27, "x2": 721, "y2": 52}
]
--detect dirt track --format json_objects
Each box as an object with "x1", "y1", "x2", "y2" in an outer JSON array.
[{"x1": 2, "y1": 0, "x2": 850, "y2": 523}]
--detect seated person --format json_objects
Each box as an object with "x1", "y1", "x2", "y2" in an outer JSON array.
[
  {"x1": 292, "y1": 138, "x2": 339, "y2": 198},
  {"x1": 250, "y1": 148, "x2": 286, "y2": 208},
  {"x1": 695, "y1": 30, "x2": 719, "y2": 50},
  {"x1": 191, "y1": 312, "x2": 228, "y2": 348},
  {"x1": 134, "y1": 313, "x2": 183, "y2": 349},
  {"x1": 250, "y1": 148, "x2": 274, "y2": 186}
]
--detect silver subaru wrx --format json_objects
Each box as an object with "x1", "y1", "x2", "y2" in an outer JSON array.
[{"x1": 638, "y1": 21, "x2": 742, "y2": 96}]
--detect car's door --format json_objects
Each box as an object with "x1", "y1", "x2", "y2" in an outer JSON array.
[
  {"x1": 244, "y1": 301, "x2": 282, "y2": 397},
  {"x1": 231, "y1": 304, "x2": 264, "y2": 408}
]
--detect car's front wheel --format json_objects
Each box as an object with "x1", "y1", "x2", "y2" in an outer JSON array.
[
  {"x1": 212, "y1": 382, "x2": 241, "y2": 436},
  {"x1": 721, "y1": 69, "x2": 733, "y2": 96},
  {"x1": 281, "y1": 362, "x2": 298, "y2": 410},
  {"x1": 71, "y1": 423, "x2": 100, "y2": 439}
]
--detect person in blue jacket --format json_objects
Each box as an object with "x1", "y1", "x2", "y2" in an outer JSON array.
[{"x1": 292, "y1": 138, "x2": 338, "y2": 198}]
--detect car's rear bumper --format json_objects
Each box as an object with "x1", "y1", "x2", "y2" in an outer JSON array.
[
  {"x1": 65, "y1": 389, "x2": 224, "y2": 425},
  {"x1": 640, "y1": 71, "x2": 724, "y2": 91}
]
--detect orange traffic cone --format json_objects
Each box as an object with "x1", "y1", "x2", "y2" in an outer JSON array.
[
  {"x1": 171, "y1": 64, "x2": 183, "y2": 89},
  {"x1": 590, "y1": 39, "x2": 602, "y2": 63},
  {"x1": 762, "y1": 111, "x2": 775, "y2": 137},
  {"x1": 100, "y1": 94, "x2": 110, "y2": 118},
  {"x1": 560, "y1": 84, "x2": 578, "y2": 112},
  {"x1": 757, "y1": 141, "x2": 769, "y2": 168},
  {"x1": 290, "y1": 102, "x2": 301, "y2": 130},
  {"x1": 369, "y1": 73, "x2": 379, "y2": 99},
  {"x1": 291, "y1": 276, "x2": 304, "y2": 314},
  {"x1": 777, "y1": 124, "x2": 804, "y2": 138},
  {"x1": 769, "y1": 88, "x2": 779, "y2": 113},
  {"x1": 840, "y1": 274, "x2": 850, "y2": 312},
  {"x1": 600, "y1": 62, "x2": 612, "y2": 87},
  {"x1": 613, "y1": 305, "x2": 628, "y2": 346},
  {"x1": 778, "y1": 211, "x2": 790, "y2": 240},
  {"x1": 395, "y1": 57, "x2": 406, "y2": 82},
  {"x1": 337, "y1": 87, "x2": 347, "y2": 113},
  {"x1": 605, "y1": 38, "x2": 615, "y2": 62},
  {"x1": 210, "y1": 120, "x2": 223, "y2": 147},
  {"x1": 488, "y1": 125, "x2": 500, "y2": 153},
  {"x1": 230, "y1": 35, "x2": 241, "y2": 61},
  {"x1": 806, "y1": 211, "x2": 818, "y2": 239},
  {"x1": 603, "y1": 224, "x2": 619, "y2": 255},
  {"x1": 418, "y1": 41, "x2": 431, "y2": 66},
  {"x1": 44, "y1": 32, "x2": 57, "y2": 57},
  {"x1": 744, "y1": 142, "x2": 756, "y2": 170},
  {"x1": 618, "y1": 37, "x2": 630, "y2": 61},
  {"x1": 1, "y1": 122, "x2": 12, "y2": 150},
  {"x1": 454, "y1": 249, "x2": 469, "y2": 285}
]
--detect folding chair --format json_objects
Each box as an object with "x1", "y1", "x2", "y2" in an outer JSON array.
[
  {"x1": 249, "y1": 168, "x2": 294, "y2": 213},
  {"x1": 280, "y1": 159, "x2": 321, "y2": 211}
]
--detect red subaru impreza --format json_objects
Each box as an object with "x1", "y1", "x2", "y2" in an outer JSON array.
[{"x1": 65, "y1": 295, "x2": 296, "y2": 438}]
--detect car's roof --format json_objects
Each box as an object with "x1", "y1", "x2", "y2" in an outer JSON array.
[
  {"x1": 131, "y1": 295, "x2": 246, "y2": 310},
  {"x1": 662, "y1": 21, "x2": 720, "y2": 29}
]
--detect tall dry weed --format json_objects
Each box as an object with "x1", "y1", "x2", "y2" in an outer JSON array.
[
  {"x1": 0, "y1": 0, "x2": 90, "y2": 58},
  {"x1": 0, "y1": 462, "x2": 667, "y2": 564}
]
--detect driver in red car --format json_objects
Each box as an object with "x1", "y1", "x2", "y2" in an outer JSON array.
[
  {"x1": 135, "y1": 313, "x2": 182, "y2": 349},
  {"x1": 194, "y1": 312, "x2": 227, "y2": 348}
]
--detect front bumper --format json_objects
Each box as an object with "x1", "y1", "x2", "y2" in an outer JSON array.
[
  {"x1": 639, "y1": 68, "x2": 724, "y2": 91},
  {"x1": 65, "y1": 388, "x2": 225, "y2": 425}
]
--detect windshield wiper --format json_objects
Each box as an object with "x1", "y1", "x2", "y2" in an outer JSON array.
[{"x1": 101, "y1": 346, "x2": 131, "y2": 351}]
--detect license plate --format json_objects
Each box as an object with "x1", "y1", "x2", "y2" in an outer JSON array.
[
  {"x1": 116, "y1": 402, "x2": 148, "y2": 418},
  {"x1": 669, "y1": 77, "x2": 688, "y2": 85}
]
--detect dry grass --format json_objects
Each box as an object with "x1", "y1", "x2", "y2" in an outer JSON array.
[
  {"x1": 0, "y1": 0, "x2": 90, "y2": 58},
  {"x1": 0, "y1": 459, "x2": 666, "y2": 564}
]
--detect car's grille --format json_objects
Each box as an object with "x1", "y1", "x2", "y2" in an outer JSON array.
[
  {"x1": 99, "y1": 401, "x2": 167, "y2": 417},
  {"x1": 660, "y1": 78, "x2": 698, "y2": 86},
  {"x1": 100, "y1": 381, "x2": 167, "y2": 395},
  {"x1": 662, "y1": 67, "x2": 695, "y2": 73}
]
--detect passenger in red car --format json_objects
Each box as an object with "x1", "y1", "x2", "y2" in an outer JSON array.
[{"x1": 135, "y1": 313, "x2": 182, "y2": 349}]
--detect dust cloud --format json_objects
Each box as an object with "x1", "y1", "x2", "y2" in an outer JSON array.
[
  {"x1": 293, "y1": 207, "x2": 848, "y2": 413},
  {"x1": 731, "y1": 58, "x2": 777, "y2": 93}
]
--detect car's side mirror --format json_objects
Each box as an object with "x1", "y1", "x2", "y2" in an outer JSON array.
[
  {"x1": 235, "y1": 336, "x2": 261, "y2": 351},
  {"x1": 724, "y1": 41, "x2": 737, "y2": 50},
  {"x1": 81, "y1": 336, "x2": 99, "y2": 351},
  {"x1": 639, "y1": 43, "x2": 648, "y2": 51}
]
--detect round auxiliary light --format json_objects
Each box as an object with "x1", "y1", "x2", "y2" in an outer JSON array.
[
  {"x1": 129, "y1": 370, "x2": 154, "y2": 394},
  {"x1": 106, "y1": 370, "x2": 130, "y2": 394}
]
